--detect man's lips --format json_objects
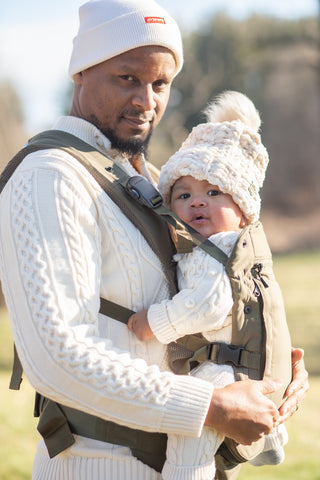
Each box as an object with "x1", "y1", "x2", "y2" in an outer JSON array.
[{"x1": 122, "y1": 115, "x2": 153, "y2": 130}]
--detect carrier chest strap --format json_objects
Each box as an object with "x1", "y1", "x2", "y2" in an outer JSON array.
[
  {"x1": 98, "y1": 300, "x2": 261, "y2": 374},
  {"x1": 168, "y1": 336, "x2": 261, "y2": 375}
]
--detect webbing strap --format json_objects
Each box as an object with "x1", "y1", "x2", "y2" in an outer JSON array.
[
  {"x1": 36, "y1": 396, "x2": 167, "y2": 472},
  {"x1": 9, "y1": 344, "x2": 23, "y2": 390},
  {"x1": 2, "y1": 130, "x2": 227, "y2": 267},
  {"x1": 9, "y1": 297, "x2": 133, "y2": 391},
  {"x1": 1, "y1": 130, "x2": 179, "y2": 297},
  {"x1": 168, "y1": 336, "x2": 261, "y2": 375},
  {"x1": 16, "y1": 296, "x2": 166, "y2": 472},
  {"x1": 208, "y1": 343, "x2": 261, "y2": 370},
  {"x1": 123, "y1": 175, "x2": 229, "y2": 264},
  {"x1": 155, "y1": 205, "x2": 229, "y2": 264},
  {"x1": 35, "y1": 299, "x2": 166, "y2": 471},
  {"x1": 99, "y1": 297, "x2": 135, "y2": 324}
]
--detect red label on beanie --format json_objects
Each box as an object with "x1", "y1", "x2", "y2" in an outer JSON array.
[{"x1": 145, "y1": 17, "x2": 166, "y2": 24}]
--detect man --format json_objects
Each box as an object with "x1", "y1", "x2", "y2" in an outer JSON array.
[{"x1": 0, "y1": 1, "x2": 308, "y2": 479}]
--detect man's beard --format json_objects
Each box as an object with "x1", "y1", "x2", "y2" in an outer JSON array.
[
  {"x1": 106, "y1": 127, "x2": 152, "y2": 158},
  {"x1": 94, "y1": 119, "x2": 153, "y2": 158}
]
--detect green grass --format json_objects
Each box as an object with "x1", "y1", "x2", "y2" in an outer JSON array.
[
  {"x1": 273, "y1": 249, "x2": 320, "y2": 375},
  {"x1": 238, "y1": 377, "x2": 320, "y2": 479},
  {"x1": 0, "y1": 373, "x2": 38, "y2": 480},
  {"x1": 0, "y1": 249, "x2": 319, "y2": 478}
]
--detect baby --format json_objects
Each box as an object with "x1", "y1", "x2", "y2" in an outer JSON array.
[{"x1": 128, "y1": 91, "x2": 289, "y2": 480}]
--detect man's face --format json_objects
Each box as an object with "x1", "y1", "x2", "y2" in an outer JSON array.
[{"x1": 72, "y1": 46, "x2": 176, "y2": 155}]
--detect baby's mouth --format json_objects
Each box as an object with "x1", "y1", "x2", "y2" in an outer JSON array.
[{"x1": 192, "y1": 215, "x2": 207, "y2": 224}]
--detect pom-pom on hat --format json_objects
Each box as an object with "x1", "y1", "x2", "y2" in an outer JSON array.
[
  {"x1": 158, "y1": 91, "x2": 269, "y2": 224},
  {"x1": 69, "y1": 0, "x2": 183, "y2": 78}
]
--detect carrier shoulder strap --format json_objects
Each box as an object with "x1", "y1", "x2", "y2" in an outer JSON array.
[{"x1": 1, "y1": 129, "x2": 180, "y2": 294}]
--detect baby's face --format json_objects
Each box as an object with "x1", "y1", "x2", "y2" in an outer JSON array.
[{"x1": 170, "y1": 176, "x2": 245, "y2": 238}]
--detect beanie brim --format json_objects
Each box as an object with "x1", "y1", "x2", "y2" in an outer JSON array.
[{"x1": 69, "y1": 3, "x2": 183, "y2": 78}]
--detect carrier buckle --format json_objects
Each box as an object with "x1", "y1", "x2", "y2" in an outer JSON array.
[
  {"x1": 208, "y1": 343, "x2": 244, "y2": 367},
  {"x1": 125, "y1": 176, "x2": 163, "y2": 209}
]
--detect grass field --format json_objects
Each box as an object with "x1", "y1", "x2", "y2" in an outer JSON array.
[{"x1": 0, "y1": 249, "x2": 319, "y2": 479}]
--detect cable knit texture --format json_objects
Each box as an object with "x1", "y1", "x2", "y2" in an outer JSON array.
[{"x1": 0, "y1": 116, "x2": 213, "y2": 480}]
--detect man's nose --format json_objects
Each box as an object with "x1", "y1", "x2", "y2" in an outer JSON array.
[{"x1": 132, "y1": 84, "x2": 156, "y2": 111}]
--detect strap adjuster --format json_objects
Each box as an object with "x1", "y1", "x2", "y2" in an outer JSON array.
[
  {"x1": 208, "y1": 343, "x2": 244, "y2": 367},
  {"x1": 125, "y1": 176, "x2": 163, "y2": 209}
]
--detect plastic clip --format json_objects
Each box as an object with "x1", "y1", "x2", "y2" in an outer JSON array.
[
  {"x1": 125, "y1": 176, "x2": 163, "y2": 209},
  {"x1": 208, "y1": 343, "x2": 244, "y2": 367}
]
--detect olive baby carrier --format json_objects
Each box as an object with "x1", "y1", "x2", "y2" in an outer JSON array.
[
  {"x1": 1, "y1": 130, "x2": 292, "y2": 478},
  {"x1": 168, "y1": 221, "x2": 292, "y2": 470}
]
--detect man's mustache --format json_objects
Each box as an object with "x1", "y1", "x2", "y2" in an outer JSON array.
[{"x1": 122, "y1": 111, "x2": 154, "y2": 123}]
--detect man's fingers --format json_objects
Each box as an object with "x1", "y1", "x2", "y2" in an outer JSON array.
[
  {"x1": 259, "y1": 379, "x2": 283, "y2": 396},
  {"x1": 291, "y1": 347, "x2": 304, "y2": 366}
]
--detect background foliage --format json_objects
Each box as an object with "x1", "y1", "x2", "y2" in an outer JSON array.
[{"x1": 150, "y1": 15, "x2": 320, "y2": 217}]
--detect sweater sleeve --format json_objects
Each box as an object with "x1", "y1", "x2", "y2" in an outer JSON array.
[
  {"x1": 0, "y1": 149, "x2": 213, "y2": 439},
  {"x1": 148, "y1": 247, "x2": 233, "y2": 344}
]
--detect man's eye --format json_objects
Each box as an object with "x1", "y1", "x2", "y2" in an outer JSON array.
[
  {"x1": 208, "y1": 190, "x2": 220, "y2": 196},
  {"x1": 120, "y1": 75, "x2": 134, "y2": 81},
  {"x1": 153, "y1": 79, "x2": 166, "y2": 88}
]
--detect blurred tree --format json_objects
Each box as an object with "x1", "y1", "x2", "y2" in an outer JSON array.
[
  {"x1": 150, "y1": 14, "x2": 320, "y2": 217},
  {"x1": 0, "y1": 81, "x2": 27, "y2": 172},
  {"x1": 0, "y1": 82, "x2": 27, "y2": 307}
]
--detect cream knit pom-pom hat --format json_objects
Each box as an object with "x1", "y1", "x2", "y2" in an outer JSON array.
[
  {"x1": 69, "y1": 0, "x2": 183, "y2": 78},
  {"x1": 158, "y1": 91, "x2": 269, "y2": 223}
]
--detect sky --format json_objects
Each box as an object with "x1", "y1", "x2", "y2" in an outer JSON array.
[{"x1": 0, "y1": 0, "x2": 318, "y2": 134}]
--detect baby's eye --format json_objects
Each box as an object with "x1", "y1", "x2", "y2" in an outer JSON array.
[
  {"x1": 179, "y1": 193, "x2": 190, "y2": 200},
  {"x1": 208, "y1": 190, "x2": 220, "y2": 196}
]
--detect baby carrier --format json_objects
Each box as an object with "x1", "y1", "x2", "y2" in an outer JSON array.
[{"x1": 1, "y1": 130, "x2": 292, "y2": 478}]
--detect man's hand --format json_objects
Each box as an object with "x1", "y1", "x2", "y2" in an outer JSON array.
[
  {"x1": 128, "y1": 310, "x2": 155, "y2": 341},
  {"x1": 205, "y1": 379, "x2": 282, "y2": 445},
  {"x1": 278, "y1": 348, "x2": 309, "y2": 423}
]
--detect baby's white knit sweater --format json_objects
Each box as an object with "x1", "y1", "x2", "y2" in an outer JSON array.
[
  {"x1": 0, "y1": 117, "x2": 213, "y2": 480},
  {"x1": 148, "y1": 231, "x2": 238, "y2": 345},
  {"x1": 149, "y1": 232, "x2": 237, "y2": 480}
]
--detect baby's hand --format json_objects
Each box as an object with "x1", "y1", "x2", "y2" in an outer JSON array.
[{"x1": 127, "y1": 310, "x2": 155, "y2": 341}]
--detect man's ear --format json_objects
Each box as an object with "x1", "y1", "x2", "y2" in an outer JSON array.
[{"x1": 73, "y1": 72, "x2": 83, "y2": 85}]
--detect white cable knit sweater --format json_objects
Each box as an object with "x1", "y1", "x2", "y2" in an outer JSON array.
[{"x1": 0, "y1": 116, "x2": 213, "y2": 480}]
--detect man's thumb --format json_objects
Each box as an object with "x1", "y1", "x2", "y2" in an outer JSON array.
[{"x1": 260, "y1": 379, "x2": 283, "y2": 396}]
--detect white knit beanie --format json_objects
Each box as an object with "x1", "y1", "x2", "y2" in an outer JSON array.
[
  {"x1": 68, "y1": 0, "x2": 183, "y2": 78},
  {"x1": 158, "y1": 91, "x2": 269, "y2": 224}
]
